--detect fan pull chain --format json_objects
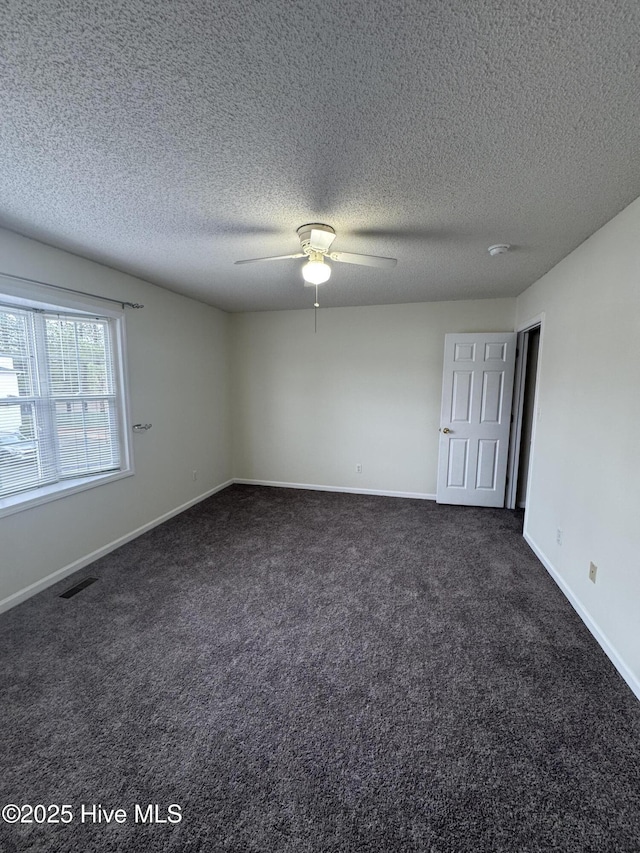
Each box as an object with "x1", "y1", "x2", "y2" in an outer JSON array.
[{"x1": 314, "y1": 284, "x2": 319, "y2": 333}]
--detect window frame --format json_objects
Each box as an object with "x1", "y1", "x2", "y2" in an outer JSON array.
[{"x1": 0, "y1": 276, "x2": 134, "y2": 519}]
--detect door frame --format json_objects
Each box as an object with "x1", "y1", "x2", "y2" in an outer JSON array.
[{"x1": 506, "y1": 313, "x2": 545, "y2": 511}]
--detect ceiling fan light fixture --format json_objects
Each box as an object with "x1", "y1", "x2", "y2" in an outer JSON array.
[
  {"x1": 302, "y1": 256, "x2": 331, "y2": 285},
  {"x1": 234, "y1": 225, "x2": 397, "y2": 288}
]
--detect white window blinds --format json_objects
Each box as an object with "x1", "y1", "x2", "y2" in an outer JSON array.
[{"x1": 0, "y1": 305, "x2": 122, "y2": 499}]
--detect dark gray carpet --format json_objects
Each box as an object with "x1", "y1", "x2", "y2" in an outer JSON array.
[{"x1": 1, "y1": 485, "x2": 639, "y2": 852}]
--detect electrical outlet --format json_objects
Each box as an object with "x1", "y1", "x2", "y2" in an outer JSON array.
[
  {"x1": 589, "y1": 562, "x2": 597, "y2": 584},
  {"x1": 356, "y1": 463, "x2": 362, "y2": 474},
  {"x1": 556, "y1": 528, "x2": 563, "y2": 545},
  {"x1": 192, "y1": 470, "x2": 198, "y2": 481}
]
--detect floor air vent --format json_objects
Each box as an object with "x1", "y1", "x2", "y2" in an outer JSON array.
[{"x1": 59, "y1": 577, "x2": 98, "y2": 599}]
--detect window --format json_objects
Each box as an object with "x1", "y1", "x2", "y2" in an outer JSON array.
[{"x1": 0, "y1": 282, "x2": 132, "y2": 516}]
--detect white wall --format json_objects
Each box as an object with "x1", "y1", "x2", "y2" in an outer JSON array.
[
  {"x1": 232, "y1": 299, "x2": 516, "y2": 496},
  {"x1": 0, "y1": 228, "x2": 232, "y2": 609},
  {"x1": 517, "y1": 196, "x2": 640, "y2": 698}
]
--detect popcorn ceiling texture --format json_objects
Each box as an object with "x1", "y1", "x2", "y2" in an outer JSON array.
[{"x1": 1, "y1": 0, "x2": 639, "y2": 311}]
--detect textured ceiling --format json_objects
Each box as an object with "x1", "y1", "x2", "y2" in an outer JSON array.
[{"x1": 1, "y1": 0, "x2": 639, "y2": 312}]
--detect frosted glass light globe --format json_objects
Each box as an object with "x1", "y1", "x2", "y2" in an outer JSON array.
[{"x1": 302, "y1": 258, "x2": 331, "y2": 284}]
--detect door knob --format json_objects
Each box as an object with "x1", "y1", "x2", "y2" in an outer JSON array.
[{"x1": 441, "y1": 427, "x2": 451, "y2": 434}]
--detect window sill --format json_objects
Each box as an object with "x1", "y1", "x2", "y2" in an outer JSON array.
[{"x1": 0, "y1": 468, "x2": 134, "y2": 519}]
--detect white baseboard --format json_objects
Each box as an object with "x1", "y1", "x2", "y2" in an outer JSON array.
[
  {"x1": 524, "y1": 531, "x2": 640, "y2": 702},
  {"x1": 233, "y1": 478, "x2": 437, "y2": 501},
  {"x1": 0, "y1": 479, "x2": 234, "y2": 615}
]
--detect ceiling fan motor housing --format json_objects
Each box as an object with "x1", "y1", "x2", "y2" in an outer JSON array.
[{"x1": 296, "y1": 223, "x2": 335, "y2": 255}]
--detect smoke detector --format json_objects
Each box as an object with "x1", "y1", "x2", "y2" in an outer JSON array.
[{"x1": 488, "y1": 244, "x2": 510, "y2": 256}]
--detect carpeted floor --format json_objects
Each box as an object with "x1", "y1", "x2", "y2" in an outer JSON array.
[{"x1": 1, "y1": 484, "x2": 639, "y2": 852}]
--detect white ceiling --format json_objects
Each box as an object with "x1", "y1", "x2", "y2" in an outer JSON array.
[{"x1": 1, "y1": 0, "x2": 639, "y2": 312}]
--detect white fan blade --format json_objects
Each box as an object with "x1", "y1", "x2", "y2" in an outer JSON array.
[
  {"x1": 329, "y1": 251, "x2": 397, "y2": 269},
  {"x1": 235, "y1": 253, "x2": 305, "y2": 265},
  {"x1": 309, "y1": 228, "x2": 336, "y2": 252}
]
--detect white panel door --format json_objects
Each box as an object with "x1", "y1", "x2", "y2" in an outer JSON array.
[{"x1": 436, "y1": 332, "x2": 516, "y2": 507}]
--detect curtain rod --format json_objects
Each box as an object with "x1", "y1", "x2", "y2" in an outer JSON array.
[{"x1": 0, "y1": 270, "x2": 144, "y2": 309}]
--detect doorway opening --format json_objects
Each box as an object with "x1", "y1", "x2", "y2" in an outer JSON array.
[{"x1": 506, "y1": 323, "x2": 541, "y2": 512}]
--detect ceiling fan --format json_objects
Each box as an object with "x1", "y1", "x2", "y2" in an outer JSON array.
[{"x1": 234, "y1": 223, "x2": 397, "y2": 287}]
